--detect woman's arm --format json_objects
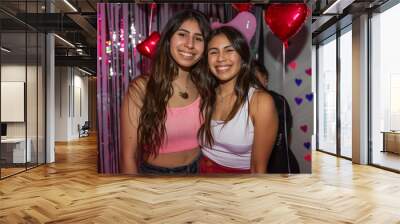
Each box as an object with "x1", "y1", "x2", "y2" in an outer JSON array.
[
  {"x1": 250, "y1": 90, "x2": 279, "y2": 173},
  {"x1": 120, "y1": 77, "x2": 147, "y2": 174}
]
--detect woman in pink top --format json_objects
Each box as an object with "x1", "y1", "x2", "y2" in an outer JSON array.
[
  {"x1": 120, "y1": 10, "x2": 210, "y2": 175},
  {"x1": 199, "y1": 26, "x2": 279, "y2": 174}
]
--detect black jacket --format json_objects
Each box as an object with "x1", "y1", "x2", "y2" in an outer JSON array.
[{"x1": 267, "y1": 90, "x2": 300, "y2": 174}]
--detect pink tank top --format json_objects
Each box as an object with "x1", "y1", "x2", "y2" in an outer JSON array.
[{"x1": 159, "y1": 97, "x2": 202, "y2": 154}]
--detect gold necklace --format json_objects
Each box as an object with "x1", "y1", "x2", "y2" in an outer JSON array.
[{"x1": 173, "y1": 78, "x2": 190, "y2": 99}]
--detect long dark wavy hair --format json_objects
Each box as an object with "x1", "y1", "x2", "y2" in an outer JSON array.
[
  {"x1": 198, "y1": 26, "x2": 265, "y2": 147},
  {"x1": 136, "y1": 9, "x2": 211, "y2": 163}
]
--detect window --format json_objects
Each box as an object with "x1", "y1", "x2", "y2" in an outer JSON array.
[
  {"x1": 339, "y1": 28, "x2": 352, "y2": 158},
  {"x1": 317, "y1": 36, "x2": 337, "y2": 154},
  {"x1": 370, "y1": 2, "x2": 400, "y2": 171}
]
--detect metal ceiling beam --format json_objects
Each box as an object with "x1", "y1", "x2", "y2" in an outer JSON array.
[
  {"x1": 312, "y1": 0, "x2": 356, "y2": 34},
  {"x1": 0, "y1": 7, "x2": 37, "y2": 31},
  {"x1": 322, "y1": 0, "x2": 356, "y2": 14},
  {"x1": 66, "y1": 13, "x2": 96, "y2": 46},
  {"x1": 312, "y1": 15, "x2": 336, "y2": 33},
  {"x1": 53, "y1": 0, "x2": 97, "y2": 47},
  {"x1": 55, "y1": 55, "x2": 96, "y2": 71},
  {"x1": 14, "y1": 13, "x2": 81, "y2": 32}
]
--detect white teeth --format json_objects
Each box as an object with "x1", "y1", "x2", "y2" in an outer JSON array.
[
  {"x1": 216, "y1": 65, "x2": 230, "y2": 72},
  {"x1": 179, "y1": 51, "x2": 194, "y2": 57}
]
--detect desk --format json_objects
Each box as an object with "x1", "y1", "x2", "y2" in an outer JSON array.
[
  {"x1": 1, "y1": 138, "x2": 31, "y2": 163},
  {"x1": 381, "y1": 131, "x2": 400, "y2": 154}
]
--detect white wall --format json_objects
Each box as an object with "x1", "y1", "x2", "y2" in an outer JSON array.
[
  {"x1": 1, "y1": 65, "x2": 26, "y2": 81},
  {"x1": 1, "y1": 65, "x2": 26, "y2": 140},
  {"x1": 72, "y1": 73, "x2": 89, "y2": 137},
  {"x1": 1, "y1": 65, "x2": 41, "y2": 137},
  {"x1": 55, "y1": 66, "x2": 69, "y2": 141},
  {"x1": 1, "y1": 63, "x2": 46, "y2": 164},
  {"x1": 54, "y1": 66, "x2": 89, "y2": 141}
]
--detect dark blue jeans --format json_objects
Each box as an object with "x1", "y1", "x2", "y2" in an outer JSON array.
[{"x1": 139, "y1": 154, "x2": 201, "y2": 175}]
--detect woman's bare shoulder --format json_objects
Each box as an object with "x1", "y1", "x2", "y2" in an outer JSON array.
[
  {"x1": 125, "y1": 75, "x2": 150, "y2": 106},
  {"x1": 129, "y1": 75, "x2": 149, "y2": 93},
  {"x1": 251, "y1": 88, "x2": 274, "y2": 103},
  {"x1": 249, "y1": 88, "x2": 275, "y2": 113}
]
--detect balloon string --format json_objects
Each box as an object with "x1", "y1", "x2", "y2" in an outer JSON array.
[
  {"x1": 282, "y1": 42, "x2": 285, "y2": 92},
  {"x1": 149, "y1": 5, "x2": 154, "y2": 36},
  {"x1": 282, "y1": 42, "x2": 291, "y2": 174}
]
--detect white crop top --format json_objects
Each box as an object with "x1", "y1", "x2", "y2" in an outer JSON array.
[{"x1": 201, "y1": 87, "x2": 256, "y2": 169}]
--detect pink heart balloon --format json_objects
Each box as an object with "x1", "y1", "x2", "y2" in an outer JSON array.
[{"x1": 211, "y1": 11, "x2": 256, "y2": 44}]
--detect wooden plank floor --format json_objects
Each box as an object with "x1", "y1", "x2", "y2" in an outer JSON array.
[
  {"x1": 0, "y1": 167, "x2": 26, "y2": 178},
  {"x1": 1, "y1": 134, "x2": 400, "y2": 224}
]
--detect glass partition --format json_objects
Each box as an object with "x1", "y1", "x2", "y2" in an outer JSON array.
[
  {"x1": 37, "y1": 32, "x2": 45, "y2": 165},
  {"x1": 27, "y1": 31, "x2": 38, "y2": 169},
  {"x1": 0, "y1": 31, "x2": 28, "y2": 177},
  {"x1": 0, "y1": 1, "x2": 46, "y2": 179}
]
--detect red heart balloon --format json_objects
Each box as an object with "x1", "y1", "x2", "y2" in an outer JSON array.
[
  {"x1": 137, "y1": 32, "x2": 160, "y2": 59},
  {"x1": 149, "y1": 3, "x2": 157, "y2": 10},
  {"x1": 264, "y1": 3, "x2": 310, "y2": 47},
  {"x1": 232, "y1": 3, "x2": 253, "y2": 12}
]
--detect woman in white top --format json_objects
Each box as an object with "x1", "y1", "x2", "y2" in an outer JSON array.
[{"x1": 199, "y1": 26, "x2": 278, "y2": 174}]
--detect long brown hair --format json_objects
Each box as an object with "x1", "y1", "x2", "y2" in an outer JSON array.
[
  {"x1": 137, "y1": 9, "x2": 210, "y2": 163},
  {"x1": 199, "y1": 26, "x2": 265, "y2": 147}
]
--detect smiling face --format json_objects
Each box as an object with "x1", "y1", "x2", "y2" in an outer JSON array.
[
  {"x1": 207, "y1": 34, "x2": 242, "y2": 84},
  {"x1": 169, "y1": 19, "x2": 205, "y2": 71}
]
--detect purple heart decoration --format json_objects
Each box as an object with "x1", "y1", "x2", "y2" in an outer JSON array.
[
  {"x1": 305, "y1": 68, "x2": 312, "y2": 76},
  {"x1": 295, "y1": 78, "x2": 302, "y2": 86},
  {"x1": 304, "y1": 142, "x2": 311, "y2": 150},
  {"x1": 294, "y1": 97, "x2": 303, "y2": 105},
  {"x1": 305, "y1": 93, "x2": 313, "y2": 102},
  {"x1": 300, "y1": 125, "x2": 308, "y2": 133}
]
